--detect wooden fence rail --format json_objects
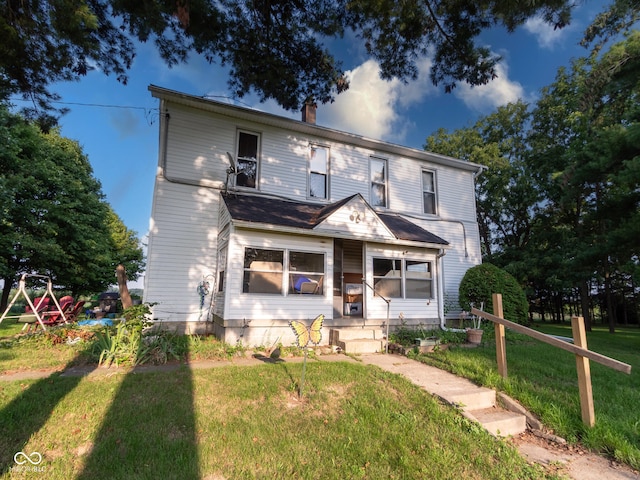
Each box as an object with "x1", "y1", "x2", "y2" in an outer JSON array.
[{"x1": 471, "y1": 294, "x2": 631, "y2": 427}]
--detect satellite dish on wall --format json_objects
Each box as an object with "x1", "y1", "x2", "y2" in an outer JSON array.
[
  {"x1": 224, "y1": 152, "x2": 238, "y2": 193},
  {"x1": 226, "y1": 152, "x2": 237, "y2": 173}
]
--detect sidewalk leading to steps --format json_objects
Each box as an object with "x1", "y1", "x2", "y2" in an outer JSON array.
[
  {"x1": 357, "y1": 353, "x2": 639, "y2": 480},
  {"x1": 358, "y1": 353, "x2": 527, "y2": 437}
]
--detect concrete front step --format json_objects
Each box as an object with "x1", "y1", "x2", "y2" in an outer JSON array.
[
  {"x1": 337, "y1": 339, "x2": 385, "y2": 354},
  {"x1": 465, "y1": 407, "x2": 528, "y2": 437},
  {"x1": 330, "y1": 328, "x2": 386, "y2": 354},
  {"x1": 330, "y1": 328, "x2": 384, "y2": 342},
  {"x1": 447, "y1": 388, "x2": 497, "y2": 412}
]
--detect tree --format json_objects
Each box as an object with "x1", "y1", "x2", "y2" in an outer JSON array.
[
  {"x1": 107, "y1": 208, "x2": 145, "y2": 309},
  {"x1": 530, "y1": 32, "x2": 640, "y2": 331},
  {"x1": 425, "y1": 31, "x2": 640, "y2": 331},
  {"x1": 1, "y1": 0, "x2": 574, "y2": 114},
  {"x1": 0, "y1": 105, "x2": 143, "y2": 310},
  {"x1": 425, "y1": 101, "x2": 538, "y2": 264}
]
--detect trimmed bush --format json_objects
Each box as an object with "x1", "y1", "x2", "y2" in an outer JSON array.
[{"x1": 459, "y1": 263, "x2": 528, "y2": 324}]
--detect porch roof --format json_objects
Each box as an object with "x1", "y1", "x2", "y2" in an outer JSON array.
[{"x1": 222, "y1": 193, "x2": 449, "y2": 246}]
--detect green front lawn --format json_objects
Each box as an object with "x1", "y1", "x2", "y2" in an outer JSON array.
[{"x1": 0, "y1": 360, "x2": 551, "y2": 479}]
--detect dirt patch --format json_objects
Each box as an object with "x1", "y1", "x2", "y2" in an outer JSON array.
[{"x1": 511, "y1": 432, "x2": 640, "y2": 480}]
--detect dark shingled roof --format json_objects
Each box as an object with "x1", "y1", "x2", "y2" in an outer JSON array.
[
  {"x1": 222, "y1": 193, "x2": 449, "y2": 246},
  {"x1": 377, "y1": 213, "x2": 448, "y2": 244}
]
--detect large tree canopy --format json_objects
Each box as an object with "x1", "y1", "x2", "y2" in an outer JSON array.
[
  {"x1": 1, "y1": 0, "x2": 574, "y2": 113},
  {"x1": 425, "y1": 30, "x2": 640, "y2": 330},
  {"x1": 0, "y1": 104, "x2": 144, "y2": 310}
]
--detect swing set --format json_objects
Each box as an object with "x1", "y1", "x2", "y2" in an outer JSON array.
[{"x1": 0, "y1": 274, "x2": 70, "y2": 332}]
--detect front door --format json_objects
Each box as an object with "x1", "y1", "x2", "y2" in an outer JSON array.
[{"x1": 333, "y1": 239, "x2": 364, "y2": 318}]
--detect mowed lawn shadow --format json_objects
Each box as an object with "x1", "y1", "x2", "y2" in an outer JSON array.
[
  {"x1": 75, "y1": 346, "x2": 200, "y2": 480},
  {"x1": 0, "y1": 353, "x2": 97, "y2": 475}
]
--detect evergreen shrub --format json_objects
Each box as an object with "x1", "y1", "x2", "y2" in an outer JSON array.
[{"x1": 459, "y1": 263, "x2": 528, "y2": 324}]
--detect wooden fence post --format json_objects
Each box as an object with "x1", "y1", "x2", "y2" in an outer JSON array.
[
  {"x1": 572, "y1": 316, "x2": 595, "y2": 427},
  {"x1": 493, "y1": 293, "x2": 507, "y2": 378}
]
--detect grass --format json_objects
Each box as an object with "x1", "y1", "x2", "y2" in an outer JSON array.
[
  {"x1": 0, "y1": 360, "x2": 553, "y2": 479},
  {"x1": 413, "y1": 323, "x2": 640, "y2": 470},
  {"x1": 0, "y1": 318, "x2": 253, "y2": 373}
]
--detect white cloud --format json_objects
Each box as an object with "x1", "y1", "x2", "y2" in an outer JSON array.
[
  {"x1": 318, "y1": 57, "x2": 435, "y2": 142},
  {"x1": 454, "y1": 62, "x2": 525, "y2": 112},
  {"x1": 524, "y1": 16, "x2": 573, "y2": 50}
]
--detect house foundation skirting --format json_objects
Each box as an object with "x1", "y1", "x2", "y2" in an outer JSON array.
[{"x1": 150, "y1": 315, "x2": 441, "y2": 347}]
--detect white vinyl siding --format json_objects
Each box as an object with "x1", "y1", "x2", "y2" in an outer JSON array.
[
  {"x1": 224, "y1": 230, "x2": 333, "y2": 321},
  {"x1": 145, "y1": 95, "x2": 482, "y2": 329},
  {"x1": 364, "y1": 244, "x2": 440, "y2": 321},
  {"x1": 144, "y1": 178, "x2": 220, "y2": 322}
]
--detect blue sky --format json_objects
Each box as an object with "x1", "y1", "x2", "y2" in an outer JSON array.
[{"x1": 11, "y1": 1, "x2": 610, "y2": 280}]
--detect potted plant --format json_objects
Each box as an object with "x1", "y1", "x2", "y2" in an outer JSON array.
[
  {"x1": 411, "y1": 322, "x2": 443, "y2": 353},
  {"x1": 461, "y1": 307, "x2": 484, "y2": 344}
]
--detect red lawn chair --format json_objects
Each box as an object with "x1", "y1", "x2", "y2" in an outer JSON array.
[
  {"x1": 64, "y1": 300, "x2": 87, "y2": 323},
  {"x1": 41, "y1": 295, "x2": 75, "y2": 326}
]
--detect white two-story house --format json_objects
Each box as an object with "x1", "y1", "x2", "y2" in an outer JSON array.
[{"x1": 144, "y1": 85, "x2": 483, "y2": 347}]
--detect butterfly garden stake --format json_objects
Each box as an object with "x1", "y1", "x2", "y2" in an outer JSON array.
[{"x1": 289, "y1": 314, "x2": 324, "y2": 398}]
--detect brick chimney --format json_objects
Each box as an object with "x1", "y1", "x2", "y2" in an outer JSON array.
[{"x1": 301, "y1": 100, "x2": 317, "y2": 124}]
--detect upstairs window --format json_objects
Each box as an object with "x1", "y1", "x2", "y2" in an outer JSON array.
[
  {"x1": 236, "y1": 131, "x2": 259, "y2": 188},
  {"x1": 309, "y1": 145, "x2": 329, "y2": 199},
  {"x1": 422, "y1": 170, "x2": 437, "y2": 215},
  {"x1": 370, "y1": 157, "x2": 388, "y2": 207}
]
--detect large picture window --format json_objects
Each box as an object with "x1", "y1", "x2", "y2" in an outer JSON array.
[
  {"x1": 242, "y1": 248, "x2": 325, "y2": 295},
  {"x1": 309, "y1": 145, "x2": 328, "y2": 199},
  {"x1": 370, "y1": 157, "x2": 387, "y2": 207},
  {"x1": 236, "y1": 131, "x2": 259, "y2": 188},
  {"x1": 373, "y1": 257, "x2": 433, "y2": 299}
]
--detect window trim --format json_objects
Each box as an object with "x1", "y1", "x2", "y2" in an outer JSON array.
[
  {"x1": 421, "y1": 169, "x2": 438, "y2": 215},
  {"x1": 242, "y1": 247, "x2": 326, "y2": 296},
  {"x1": 235, "y1": 129, "x2": 261, "y2": 189},
  {"x1": 404, "y1": 259, "x2": 433, "y2": 299},
  {"x1": 217, "y1": 244, "x2": 228, "y2": 293},
  {"x1": 370, "y1": 156, "x2": 388, "y2": 208},
  {"x1": 308, "y1": 144, "x2": 330, "y2": 200},
  {"x1": 242, "y1": 248, "x2": 284, "y2": 294},
  {"x1": 372, "y1": 257, "x2": 434, "y2": 299}
]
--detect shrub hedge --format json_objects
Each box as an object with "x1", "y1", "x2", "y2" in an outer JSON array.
[{"x1": 459, "y1": 263, "x2": 528, "y2": 324}]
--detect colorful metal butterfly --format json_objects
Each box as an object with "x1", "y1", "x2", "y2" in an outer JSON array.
[{"x1": 289, "y1": 314, "x2": 324, "y2": 348}]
